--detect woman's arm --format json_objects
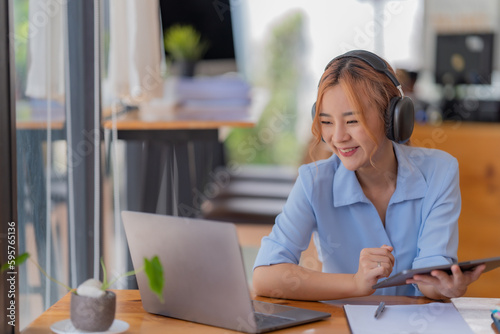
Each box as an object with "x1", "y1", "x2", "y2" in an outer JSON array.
[
  {"x1": 253, "y1": 264, "x2": 358, "y2": 301},
  {"x1": 253, "y1": 245, "x2": 395, "y2": 301}
]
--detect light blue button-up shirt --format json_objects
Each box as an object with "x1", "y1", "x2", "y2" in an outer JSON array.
[{"x1": 254, "y1": 143, "x2": 460, "y2": 296}]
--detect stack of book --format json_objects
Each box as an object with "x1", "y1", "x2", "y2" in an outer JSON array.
[
  {"x1": 139, "y1": 75, "x2": 252, "y2": 121},
  {"x1": 173, "y1": 76, "x2": 252, "y2": 120}
]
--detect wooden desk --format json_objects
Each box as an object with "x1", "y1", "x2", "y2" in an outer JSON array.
[
  {"x1": 22, "y1": 290, "x2": 436, "y2": 334},
  {"x1": 102, "y1": 111, "x2": 255, "y2": 131},
  {"x1": 16, "y1": 120, "x2": 65, "y2": 130}
]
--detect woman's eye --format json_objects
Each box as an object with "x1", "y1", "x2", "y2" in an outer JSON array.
[
  {"x1": 347, "y1": 120, "x2": 358, "y2": 124},
  {"x1": 321, "y1": 121, "x2": 332, "y2": 125}
]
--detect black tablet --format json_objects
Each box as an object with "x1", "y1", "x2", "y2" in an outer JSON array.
[{"x1": 372, "y1": 256, "x2": 500, "y2": 289}]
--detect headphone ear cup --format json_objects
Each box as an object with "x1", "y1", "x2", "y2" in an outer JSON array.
[
  {"x1": 386, "y1": 96, "x2": 415, "y2": 144},
  {"x1": 385, "y1": 97, "x2": 399, "y2": 142}
]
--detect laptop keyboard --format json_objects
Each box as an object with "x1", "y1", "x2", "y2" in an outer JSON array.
[{"x1": 254, "y1": 312, "x2": 295, "y2": 328}]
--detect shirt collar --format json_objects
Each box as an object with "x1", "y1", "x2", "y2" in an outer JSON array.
[
  {"x1": 390, "y1": 142, "x2": 427, "y2": 204},
  {"x1": 333, "y1": 162, "x2": 368, "y2": 207},
  {"x1": 333, "y1": 142, "x2": 427, "y2": 207}
]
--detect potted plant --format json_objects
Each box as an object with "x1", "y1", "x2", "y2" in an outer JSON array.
[
  {"x1": 2, "y1": 253, "x2": 164, "y2": 332},
  {"x1": 163, "y1": 24, "x2": 209, "y2": 77}
]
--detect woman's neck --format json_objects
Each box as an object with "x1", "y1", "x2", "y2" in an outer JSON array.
[
  {"x1": 355, "y1": 141, "x2": 398, "y2": 191},
  {"x1": 355, "y1": 141, "x2": 398, "y2": 225}
]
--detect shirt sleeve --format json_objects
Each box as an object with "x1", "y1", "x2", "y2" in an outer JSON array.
[
  {"x1": 253, "y1": 166, "x2": 317, "y2": 269},
  {"x1": 412, "y1": 157, "x2": 460, "y2": 269}
]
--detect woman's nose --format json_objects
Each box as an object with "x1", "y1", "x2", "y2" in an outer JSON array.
[{"x1": 333, "y1": 124, "x2": 349, "y2": 142}]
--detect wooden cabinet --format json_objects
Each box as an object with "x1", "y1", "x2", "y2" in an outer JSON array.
[{"x1": 412, "y1": 122, "x2": 500, "y2": 297}]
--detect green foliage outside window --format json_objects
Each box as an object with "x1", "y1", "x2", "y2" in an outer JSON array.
[
  {"x1": 224, "y1": 12, "x2": 306, "y2": 167},
  {"x1": 13, "y1": 0, "x2": 29, "y2": 110}
]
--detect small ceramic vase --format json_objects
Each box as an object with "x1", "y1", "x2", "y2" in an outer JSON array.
[
  {"x1": 177, "y1": 60, "x2": 196, "y2": 77},
  {"x1": 70, "y1": 290, "x2": 116, "y2": 331}
]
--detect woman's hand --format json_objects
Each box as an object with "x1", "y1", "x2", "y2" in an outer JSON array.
[
  {"x1": 406, "y1": 264, "x2": 485, "y2": 299},
  {"x1": 353, "y1": 245, "x2": 395, "y2": 295}
]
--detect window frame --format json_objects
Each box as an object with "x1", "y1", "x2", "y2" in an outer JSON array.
[{"x1": 0, "y1": 0, "x2": 18, "y2": 333}]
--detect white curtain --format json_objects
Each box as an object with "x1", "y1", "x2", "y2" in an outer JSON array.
[
  {"x1": 105, "y1": 0, "x2": 165, "y2": 287},
  {"x1": 23, "y1": 0, "x2": 67, "y2": 316},
  {"x1": 25, "y1": 0, "x2": 65, "y2": 99},
  {"x1": 107, "y1": 0, "x2": 164, "y2": 103}
]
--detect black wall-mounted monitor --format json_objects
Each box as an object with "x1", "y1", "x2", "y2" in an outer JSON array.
[
  {"x1": 435, "y1": 33, "x2": 494, "y2": 85},
  {"x1": 158, "y1": 0, "x2": 235, "y2": 60}
]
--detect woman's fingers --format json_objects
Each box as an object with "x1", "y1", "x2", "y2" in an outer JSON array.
[
  {"x1": 406, "y1": 273, "x2": 441, "y2": 286},
  {"x1": 466, "y1": 264, "x2": 486, "y2": 282},
  {"x1": 381, "y1": 244, "x2": 394, "y2": 252},
  {"x1": 358, "y1": 247, "x2": 395, "y2": 280},
  {"x1": 406, "y1": 264, "x2": 487, "y2": 298},
  {"x1": 361, "y1": 247, "x2": 394, "y2": 261}
]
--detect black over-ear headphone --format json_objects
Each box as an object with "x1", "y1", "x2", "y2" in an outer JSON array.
[{"x1": 311, "y1": 50, "x2": 414, "y2": 144}]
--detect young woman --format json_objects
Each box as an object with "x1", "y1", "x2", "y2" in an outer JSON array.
[{"x1": 252, "y1": 50, "x2": 484, "y2": 300}]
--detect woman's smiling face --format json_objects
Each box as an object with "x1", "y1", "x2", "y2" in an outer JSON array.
[{"x1": 319, "y1": 84, "x2": 388, "y2": 172}]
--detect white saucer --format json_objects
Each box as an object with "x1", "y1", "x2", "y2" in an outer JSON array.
[{"x1": 50, "y1": 319, "x2": 129, "y2": 334}]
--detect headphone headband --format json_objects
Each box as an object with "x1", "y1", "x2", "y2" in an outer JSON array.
[{"x1": 325, "y1": 50, "x2": 402, "y2": 91}]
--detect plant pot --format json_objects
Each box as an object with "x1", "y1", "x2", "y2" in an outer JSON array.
[
  {"x1": 70, "y1": 290, "x2": 116, "y2": 332},
  {"x1": 177, "y1": 60, "x2": 197, "y2": 77}
]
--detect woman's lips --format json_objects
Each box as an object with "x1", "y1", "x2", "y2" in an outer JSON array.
[{"x1": 337, "y1": 146, "x2": 359, "y2": 157}]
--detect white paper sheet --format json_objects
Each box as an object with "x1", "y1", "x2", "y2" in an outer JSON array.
[
  {"x1": 452, "y1": 297, "x2": 500, "y2": 334},
  {"x1": 344, "y1": 303, "x2": 474, "y2": 334}
]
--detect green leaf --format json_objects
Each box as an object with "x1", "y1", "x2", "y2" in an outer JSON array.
[
  {"x1": 1, "y1": 253, "x2": 30, "y2": 272},
  {"x1": 144, "y1": 256, "x2": 164, "y2": 303},
  {"x1": 164, "y1": 24, "x2": 209, "y2": 61}
]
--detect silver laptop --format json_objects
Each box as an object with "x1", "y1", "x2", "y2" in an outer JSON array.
[{"x1": 122, "y1": 211, "x2": 330, "y2": 333}]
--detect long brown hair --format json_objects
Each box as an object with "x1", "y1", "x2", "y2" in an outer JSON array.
[{"x1": 309, "y1": 55, "x2": 401, "y2": 162}]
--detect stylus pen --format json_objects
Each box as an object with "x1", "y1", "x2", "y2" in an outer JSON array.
[{"x1": 374, "y1": 302, "x2": 385, "y2": 319}]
